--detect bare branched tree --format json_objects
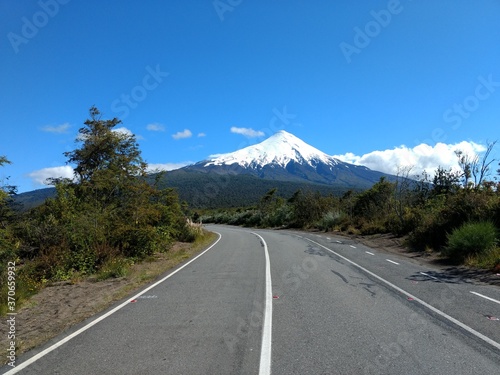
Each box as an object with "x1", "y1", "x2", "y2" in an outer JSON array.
[{"x1": 455, "y1": 141, "x2": 497, "y2": 189}]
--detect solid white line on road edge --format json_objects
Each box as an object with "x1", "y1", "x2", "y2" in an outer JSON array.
[
  {"x1": 365, "y1": 251, "x2": 375, "y2": 256},
  {"x1": 470, "y1": 291, "x2": 500, "y2": 305},
  {"x1": 386, "y1": 259, "x2": 400, "y2": 265},
  {"x1": 304, "y1": 237, "x2": 500, "y2": 352},
  {"x1": 251, "y1": 232, "x2": 272, "y2": 375},
  {"x1": 420, "y1": 272, "x2": 440, "y2": 281},
  {"x1": 4, "y1": 233, "x2": 223, "y2": 375}
]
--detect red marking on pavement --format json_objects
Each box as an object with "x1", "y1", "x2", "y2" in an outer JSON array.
[
  {"x1": 486, "y1": 315, "x2": 499, "y2": 321},
  {"x1": 407, "y1": 297, "x2": 414, "y2": 301},
  {"x1": 130, "y1": 299, "x2": 137, "y2": 303},
  {"x1": 273, "y1": 295, "x2": 279, "y2": 299}
]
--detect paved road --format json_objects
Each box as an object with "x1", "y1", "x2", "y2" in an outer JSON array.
[{"x1": 2, "y1": 225, "x2": 500, "y2": 374}]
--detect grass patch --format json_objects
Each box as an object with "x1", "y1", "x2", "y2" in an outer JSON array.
[
  {"x1": 465, "y1": 247, "x2": 500, "y2": 270},
  {"x1": 95, "y1": 257, "x2": 132, "y2": 281}
]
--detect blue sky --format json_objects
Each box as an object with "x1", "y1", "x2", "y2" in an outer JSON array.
[{"x1": 1, "y1": 0, "x2": 499, "y2": 192}]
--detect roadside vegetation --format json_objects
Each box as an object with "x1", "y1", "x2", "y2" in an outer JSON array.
[
  {"x1": 0, "y1": 107, "x2": 207, "y2": 315},
  {"x1": 1, "y1": 109, "x2": 499, "y2": 315},
  {"x1": 200, "y1": 143, "x2": 500, "y2": 271}
]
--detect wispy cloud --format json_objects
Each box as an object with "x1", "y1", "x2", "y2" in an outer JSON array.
[
  {"x1": 172, "y1": 129, "x2": 192, "y2": 140},
  {"x1": 146, "y1": 123, "x2": 165, "y2": 132},
  {"x1": 27, "y1": 166, "x2": 74, "y2": 185},
  {"x1": 146, "y1": 162, "x2": 193, "y2": 172},
  {"x1": 197, "y1": 132, "x2": 206, "y2": 137},
  {"x1": 41, "y1": 123, "x2": 71, "y2": 134},
  {"x1": 230, "y1": 127, "x2": 265, "y2": 138},
  {"x1": 333, "y1": 141, "x2": 487, "y2": 176}
]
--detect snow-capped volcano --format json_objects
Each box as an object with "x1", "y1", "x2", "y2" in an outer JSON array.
[
  {"x1": 184, "y1": 130, "x2": 391, "y2": 188},
  {"x1": 204, "y1": 130, "x2": 340, "y2": 169}
]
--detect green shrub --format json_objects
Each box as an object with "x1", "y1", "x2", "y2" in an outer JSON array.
[
  {"x1": 316, "y1": 211, "x2": 346, "y2": 232},
  {"x1": 443, "y1": 221, "x2": 497, "y2": 261},
  {"x1": 96, "y1": 257, "x2": 131, "y2": 280}
]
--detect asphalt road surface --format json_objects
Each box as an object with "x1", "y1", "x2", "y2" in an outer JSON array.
[{"x1": 2, "y1": 225, "x2": 500, "y2": 374}]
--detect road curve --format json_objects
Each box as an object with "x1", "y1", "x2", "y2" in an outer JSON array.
[{"x1": 2, "y1": 225, "x2": 499, "y2": 374}]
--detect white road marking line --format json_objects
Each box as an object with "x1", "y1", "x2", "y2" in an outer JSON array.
[
  {"x1": 304, "y1": 237, "x2": 500, "y2": 352},
  {"x1": 335, "y1": 240, "x2": 342, "y2": 243},
  {"x1": 420, "y1": 272, "x2": 439, "y2": 281},
  {"x1": 326, "y1": 237, "x2": 331, "y2": 240},
  {"x1": 365, "y1": 251, "x2": 375, "y2": 256},
  {"x1": 4, "y1": 233, "x2": 223, "y2": 375},
  {"x1": 252, "y1": 232, "x2": 272, "y2": 375},
  {"x1": 350, "y1": 245, "x2": 356, "y2": 249},
  {"x1": 470, "y1": 291, "x2": 500, "y2": 305},
  {"x1": 386, "y1": 259, "x2": 400, "y2": 265}
]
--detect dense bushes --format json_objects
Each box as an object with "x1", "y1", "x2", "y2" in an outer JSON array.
[
  {"x1": 201, "y1": 162, "x2": 500, "y2": 269},
  {"x1": 443, "y1": 221, "x2": 497, "y2": 262},
  {"x1": 0, "y1": 108, "x2": 199, "y2": 313}
]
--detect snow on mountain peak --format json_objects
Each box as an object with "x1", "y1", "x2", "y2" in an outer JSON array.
[{"x1": 204, "y1": 130, "x2": 339, "y2": 169}]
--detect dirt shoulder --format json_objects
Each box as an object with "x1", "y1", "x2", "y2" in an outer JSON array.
[{"x1": 0, "y1": 232, "x2": 218, "y2": 364}]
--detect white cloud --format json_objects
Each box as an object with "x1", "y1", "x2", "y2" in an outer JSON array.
[
  {"x1": 197, "y1": 132, "x2": 206, "y2": 137},
  {"x1": 230, "y1": 127, "x2": 265, "y2": 138},
  {"x1": 146, "y1": 123, "x2": 165, "y2": 132},
  {"x1": 112, "y1": 127, "x2": 133, "y2": 136},
  {"x1": 333, "y1": 141, "x2": 487, "y2": 177},
  {"x1": 41, "y1": 123, "x2": 71, "y2": 134},
  {"x1": 172, "y1": 129, "x2": 192, "y2": 140},
  {"x1": 146, "y1": 162, "x2": 193, "y2": 172},
  {"x1": 27, "y1": 166, "x2": 74, "y2": 185}
]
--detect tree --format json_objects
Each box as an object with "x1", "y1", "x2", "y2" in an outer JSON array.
[
  {"x1": 455, "y1": 141, "x2": 497, "y2": 189},
  {"x1": 432, "y1": 167, "x2": 460, "y2": 196},
  {"x1": 64, "y1": 107, "x2": 147, "y2": 200},
  {"x1": 23, "y1": 106, "x2": 189, "y2": 276},
  {"x1": 0, "y1": 156, "x2": 16, "y2": 225},
  {"x1": 390, "y1": 166, "x2": 416, "y2": 233},
  {"x1": 353, "y1": 177, "x2": 393, "y2": 220},
  {"x1": 0, "y1": 156, "x2": 18, "y2": 281},
  {"x1": 289, "y1": 190, "x2": 327, "y2": 228}
]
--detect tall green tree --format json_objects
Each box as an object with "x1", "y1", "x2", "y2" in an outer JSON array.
[
  {"x1": 64, "y1": 106, "x2": 146, "y2": 204},
  {"x1": 21, "y1": 107, "x2": 189, "y2": 279}
]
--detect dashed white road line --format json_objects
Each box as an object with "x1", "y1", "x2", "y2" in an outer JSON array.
[
  {"x1": 470, "y1": 291, "x2": 500, "y2": 305},
  {"x1": 386, "y1": 259, "x2": 400, "y2": 265},
  {"x1": 365, "y1": 251, "x2": 375, "y2": 256},
  {"x1": 335, "y1": 240, "x2": 342, "y2": 244},
  {"x1": 350, "y1": 245, "x2": 356, "y2": 249},
  {"x1": 303, "y1": 237, "x2": 500, "y2": 351},
  {"x1": 251, "y1": 232, "x2": 272, "y2": 375}
]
